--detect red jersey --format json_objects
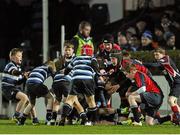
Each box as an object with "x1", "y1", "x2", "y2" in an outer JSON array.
[{"x1": 134, "y1": 71, "x2": 161, "y2": 94}]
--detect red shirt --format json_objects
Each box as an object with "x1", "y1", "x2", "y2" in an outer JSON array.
[{"x1": 134, "y1": 71, "x2": 161, "y2": 94}]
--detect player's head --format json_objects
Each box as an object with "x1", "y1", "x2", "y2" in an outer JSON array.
[
  {"x1": 64, "y1": 41, "x2": 74, "y2": 58},
  {"x1": 122, "y1": 63, "x2": 137, "y2": 79},
  {"x1": 9, "y1": 48, "x2": 23, "y2": 65},
  {"x1": 102, "y1": 34, "x2": 114, "y2": 52},
  {"x1": 153, "y1": 47, "x2": 166, "y2": 60},
  {"x1": 44, "y1": 60, "x2": 56, "y2": 73},
  {"x1": 79, "y1": 21, "x2": 91, "y2": 38},
  {"x1": 109, "y1": 50, "x2": 122, "y2": 66}
]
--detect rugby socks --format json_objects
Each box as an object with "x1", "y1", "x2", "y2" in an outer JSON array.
[
  {"x1": 79, "y1": 112, "x2": 88, "y2": 124},
  {"x1": 131, "y1": 106, "x2": 141, "y2": 123},
  {"x1": 171, "y1": 105, "x2": 180, "y2": 124},
  {"x1": 14, "y1": 111, "x2": 21, "y2": 117},
  {"x1": 52, "y1": 111, "x2": 58, "y2": 121},
  {"x1": 59, "y1": 103, "x2": 72, "y2": 126},
  {"x1": 46, "y1": 109, "x2": 52, "y2": 121},
  {"x1": 62, "y1": 103, "x2": 73, "y2": 118},
  {"x1": 19, "y1": 113, "x2": 28, "y2": 125},
  {"x1": 87, "y1": 107, "x2": 98, "y2": 122},
  {"x1": 157, "y1": 115, "x2": 171, "y2": 124},
  {"x1": 171, "y1": 105, "x2": 179, "y2": 113}
]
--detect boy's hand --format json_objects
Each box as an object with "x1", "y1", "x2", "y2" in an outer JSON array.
[{"x1": 23, "y1": 71, "x2": 30, "y2": 79}]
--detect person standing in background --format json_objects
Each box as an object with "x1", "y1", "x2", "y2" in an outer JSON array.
[{"x1": 71, "y1": 21, "x2": 94, "y2": 56}]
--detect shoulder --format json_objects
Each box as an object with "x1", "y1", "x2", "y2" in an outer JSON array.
[{"x1": 113, "y1": 43, "x2": 121, "y2": 50}]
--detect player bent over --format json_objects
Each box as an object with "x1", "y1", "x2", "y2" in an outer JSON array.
[
  {"x1": 18, "y1": 61, "x2": 56, "y2": 125},
  {"x1": 124, "y1": 64, "x2": 164, "y2": 126}
]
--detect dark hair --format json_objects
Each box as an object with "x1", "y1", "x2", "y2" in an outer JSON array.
[
  {"x1": 64, "y1": 41, "x2": 74, "y2": 49},
  {"x1": 154, "y1": 47, "x2": 166, "y2": 55},
  {"x1": 102, "y1": 33, "x2": 114, "y2": 44},
  {"x1": 78, "y1": 21, "x2": 91, "y2": 31}
]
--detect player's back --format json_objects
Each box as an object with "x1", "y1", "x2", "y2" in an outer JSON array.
[
  {"x1": 69, "y1": 56, "x2": 96, "y2": 80},
  {"x1": 27, "y1": 66, "x2": 50, "y2": 84}
]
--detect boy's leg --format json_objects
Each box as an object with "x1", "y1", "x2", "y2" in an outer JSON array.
[
  {"x1": 73, "y1": 99, "x2": 88, "y2": 125},
  {"x1": 128, "y1": 94, "x2": 142, "y2": 125},
  {"x1": 58, "y1": 95, "x2": 76, "y2": 126},
  {"x1": 85, "y1": 95, "x2": 97, "y2": 124},
  {"x1": 45, "y1": 91, "x2": 55, "y2": 125},
  {"x1": 168, "y1": 96, "x2": 180, "y2": 125},
  {"x1": 13, "y1": 91, "x2": 29, "y2": 122}
]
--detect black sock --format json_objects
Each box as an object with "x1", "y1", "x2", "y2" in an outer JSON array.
[
  {"x1": 46, "y1": 109, "x2": 52, "y2": 121},
  {"x1": 20, "y1": 113, "x2": 28, "y2": 124},
  {"x1": 158, "y1": 115, "x2": 171, "y2": 124},
  {"x1": 131, "y1": 106, "x2": 140, "y2": 123},
  {"x1": 79, "y1": 112, "x2": 88, "y2": 123},
  {"x1": 87, "y1": 107, "x2": 98, "y2": 122},
  {"x1": 52, "y1": 111, "x2": 57, "y2": 120},
  {"x1": 62, "y1": 103, "x2": 73, "y2": 118},
  {"x1": 14, "y1": 112, "x2": 21, "y2": 117}
]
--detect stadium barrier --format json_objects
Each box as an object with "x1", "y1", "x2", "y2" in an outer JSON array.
[{"x1": 0, "y1": 73, "x2": 179, "y2": 120}]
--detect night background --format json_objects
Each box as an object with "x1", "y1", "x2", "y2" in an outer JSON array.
[{"x1": 0, "y1": 0, "x2": 180, "y2": 70}]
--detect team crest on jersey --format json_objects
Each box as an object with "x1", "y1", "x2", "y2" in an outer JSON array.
[{"x1": 81, "y1": 44, "x2": 93, "y2": 56}]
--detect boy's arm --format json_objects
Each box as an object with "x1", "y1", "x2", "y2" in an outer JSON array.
[{"x1": 143, "y1": 62, "x2": 161, "y2": 68}]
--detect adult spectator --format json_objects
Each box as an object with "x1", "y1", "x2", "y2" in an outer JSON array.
[{"x1": 71, "y1": 21, "x2": 94, "y2": 56}]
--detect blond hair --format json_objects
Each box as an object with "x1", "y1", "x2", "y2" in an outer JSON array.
[{"x1": 9, "y1": 48, "x2": 23, "y2": 59}]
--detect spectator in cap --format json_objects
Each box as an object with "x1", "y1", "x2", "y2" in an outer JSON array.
[
  {"x1": 164, "y1": 32, "x2": 176, "y2": 50},
  {"x1": 139, "y1": 30, "x2": 155, "y2": 51}
]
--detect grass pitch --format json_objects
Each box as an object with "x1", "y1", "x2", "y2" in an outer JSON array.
[{"x1": 0, "y1": 120, "x2": 179, "y2": 134}]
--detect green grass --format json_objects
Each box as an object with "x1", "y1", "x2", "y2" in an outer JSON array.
[{"x1": 0, "y1": 120, "x2": 179, "y2": 134}]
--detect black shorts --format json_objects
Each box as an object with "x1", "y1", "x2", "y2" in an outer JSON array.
[
  {"x1": 70, "y1": 79, "x2": 95, "y2": 96},
  {"x1": 169, "y1": 83, "x2": 180, "y2": 97},
  {"x1": 140, "y1": 92, "x2": 163, "y2": 117},
  {"x1": 27, "y1": 83, "x2": 49, "y2": 104},
  {"x1": 52, "y1": 81, "x2": 71, "y2": 102},
  {"x1": 2, "y1": 86, "x2": 21, "y2": 101}
]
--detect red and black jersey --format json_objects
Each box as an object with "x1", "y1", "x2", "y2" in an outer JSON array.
[
  {"x1": 134, "y1": 71, "x2": 162, "y2": 95},
  {"x1": 144, "y1": 55, "x2": 180, "y2": 84},
  {"x1": 158, "y1": 55, "x2": 180, "y2": 78}
]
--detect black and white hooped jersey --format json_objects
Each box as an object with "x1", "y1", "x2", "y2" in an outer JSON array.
[
  {"x1": 53, "y1": 72, "x2": 72, "y2": 83},
  {"x1": 26, "y1": 65, "x2": 53, "y2": 84},
  {"x1": 2, "y1": 61, "x2": 24, "y2": 87},
  {"x1": 65, "y1": 56, "x2": 99, "y2": 80}
]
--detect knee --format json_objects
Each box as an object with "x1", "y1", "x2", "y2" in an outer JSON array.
[
  {"x1": 21, "y1": 94, "x2": 29, "y2": 102},
  {"x1": 168, "y1": 97, "x2": 174, "y2": 105}
]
